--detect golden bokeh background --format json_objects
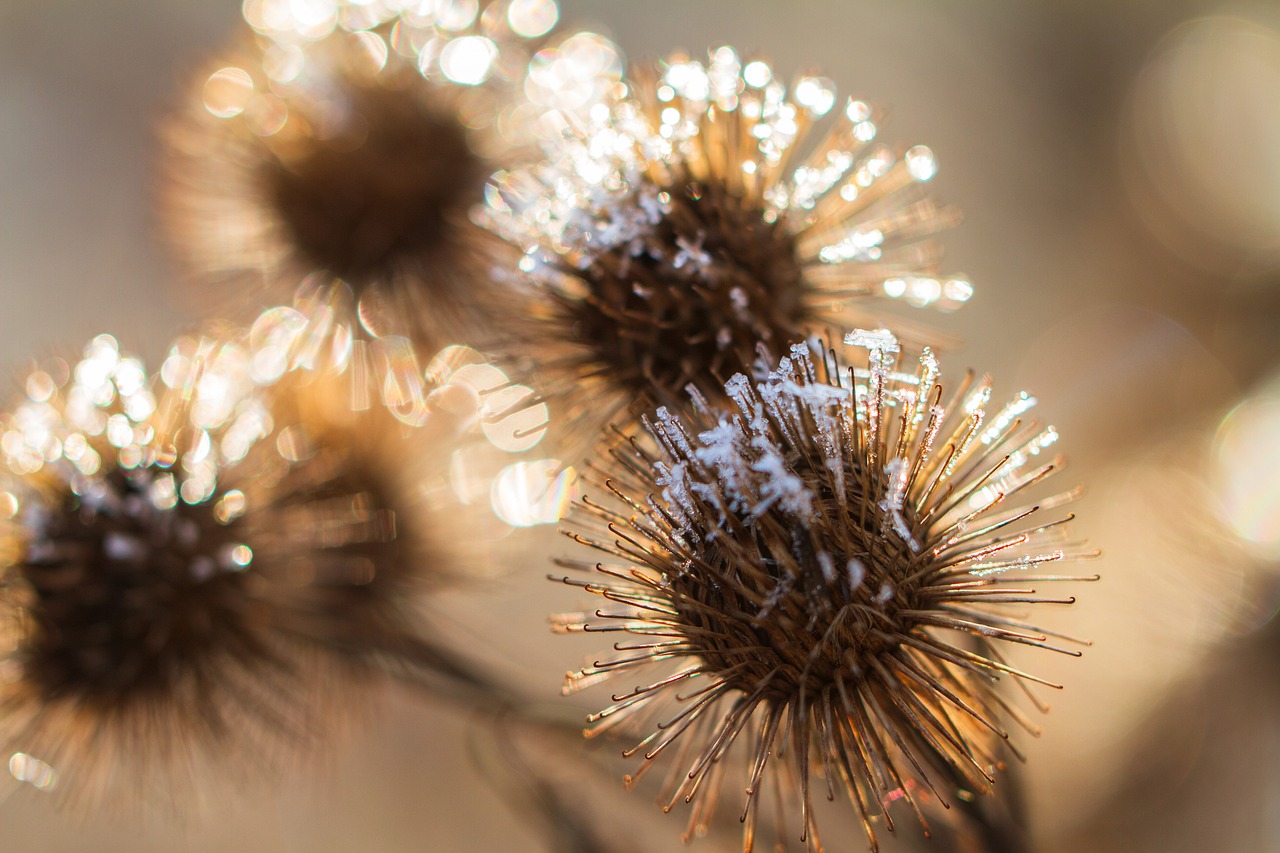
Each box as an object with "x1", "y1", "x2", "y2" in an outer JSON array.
[{"x1": 1, "y1": 1, "x2": 1278, "y2": 850}]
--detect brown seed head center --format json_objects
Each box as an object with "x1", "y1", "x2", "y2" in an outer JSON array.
[
  {"x1": 671, "y1": 469, "x2": 926, "y2": 700},
  {"x1": 571, "y1": 176, "x2": 806, "y2": 401},
  {"x1": 17, "y1": 469, "x2": 259, "y2": 703},
  {"x1": 266, "y1": 84, "x2": 484, "y2": 287}
]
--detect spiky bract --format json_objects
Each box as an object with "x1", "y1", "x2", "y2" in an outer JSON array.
[
  {"x1": 487, "y1": 46, "x2": 971, "y2": 450},
  {"x1": 555, "y1": 330, "x2": 1096, "y2": 851}
]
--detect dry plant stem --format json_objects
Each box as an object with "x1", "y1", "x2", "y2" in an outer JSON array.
[
  {"x1": 470, "y1": 706, "x2": 629, "y2": 853},
  {"x1": 948, "y1": 767, "x2": 1031, "y2": 853},
  {"x1": 391, "y1": 641, "x2": 627, "y2": 852},
  {"x1": 387, "y1": 639, "x2": 589, "y2": 735}
]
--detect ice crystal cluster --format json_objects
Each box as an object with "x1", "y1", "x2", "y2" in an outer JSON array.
[
  {"x1": 555, "y1": 330, "x2": 1095, "y2": 851},
  {"x1": 161, "y1": 0, "x2": 622, "y2": 424},
  {"x1": 0, "y1": 333, "x2": 465, "y2": 804},
  {"x1": 486, "y1": 46, "x2": 971, "y2": 442}
]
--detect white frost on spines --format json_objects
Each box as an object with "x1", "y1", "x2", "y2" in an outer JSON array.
[
  {"x1": 996, "y1": 428, "x2": 1061, "y2": 486},
  {"x1": 788, "y1": 149, "x2": 856, "y2": 211},
  {"x1": 684, "y1": 383, "x2": 713, "y2": 420},
  {"x1": 918, "y1": 347, "x2": 939, "y2": 382},
  {"x1": 968, "y1": 550, "x2": 1065, "y2": 578},
  {"x1": 979, "y1": 390, "x2": 1037, "y2": 446},
  {"x1": 636, "y1": 188, "x2": 668, "y2": 225},
  {"x1": 789, "y1": 342, "x2": 816, "y2": 382},
  {"x1": 818, "y1": 227, "x2": 886, "y2": 265},
  {"x1": 646, "y1": 490, "x2": 698, "y2": 554},
  {"x1": 672, "y1": 232, "x2": 712, "y2": 272},
  {"x1": 847, "y1": 330, "x2": 898, "y2": 458},
  {"x1": 757, "y1": 356, "x2": 806, "y2": 449},
  {"x1": 851, "y1": 367, "x2": 921, "y2": 388},
  {"x1": 695, "y1": 416, "x2": 753, "y2": 515},
  {"x1": 482, "y1": 111, "x2": 672, "y2": 269},
  {"x1": 652, "y1": 406, "x2": 695, "y2": 459},
  {"x1": 845, "y1": 328, "x2": 901, "y2": 355},
  {"x1": 918, "y1": 403, "x2": 946, "y2": 462},
  {"x1": 748, "y1": 438, "x2": 815, "y2": 521},
  {"x1": 656, "y1": 366, "x2": 834, "y2": 528},
  {"x1": 724, "y1": 373, "x2": 770, "y2": 438},
  {"x1": 879, "y1": 456, "x2": 920, "y2": 553},
  {"x1": 654, "y1": 459, "x2": 696, "y2": 533},
  {"x1": 756, "y1": 570, "x2": 795, "y2": 621},
  {"x1": 963, "y1": 379, "x2": 993, "y2": 415},
  {"x1": 846, "y1": 559, "x2": 866, "y2": 593},
  {"x1": 817, "y1": 552, "x2": 836, "y2": 585},
  {"x1": 911, "y1": 348, "x2": 939, "y2": 424},
  {"x1": 779, "y1": 380, "x2": 851, "y2": 408}
]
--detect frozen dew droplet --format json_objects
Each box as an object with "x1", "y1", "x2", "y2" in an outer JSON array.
[
  {"x1": 743, "y1": 60, "x2": 772, "y2": 88},
  {"x1": 8, "y1": 753, "x2": 57, "y2": 791},
  {"x1": 507, "y1": 0, "x2": 558, "y2": 38},
  {"x1": 202, "y1": 67, "x2": 254, "y2": 119},
  {"x1": 793, "y1": 76, "x2": 837, "y2": 116},
  {"x1": 227, "y1": 544, "x2": 254, "y2": 570},
  {"x1": 845, "y1": 328, "x2": 901, "y2": 354},
  {"x1": 435, "y1": 0, "x2": 480, "y2": 31},
  {"x1": 908, "y1": 276, "x2": 942, "y2": 306},
  {"x1": 351, "y1": 30, "x2": 390, "y2": 74},
  {"x1": 440, "y1": 36, "x2": 499, "y2": 85},
  {"x1": 262, "y1": 42, "x2": 305, "y2": 84},
  {"x1": 25, "y1": 371, "x2": 55, "y2": 403},
  {"x1": 944, "y1": 277, "x2": 974, "y2": 303},
  {"x1": 906, "y1": 145, "x2": 938, "y2": 182},
  {"x1": 490, "y1": 459, "x2": 576, "y2": 526}
]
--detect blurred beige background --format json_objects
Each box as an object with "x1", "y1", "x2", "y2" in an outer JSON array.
[{"x1": 2, "y1": 1, "x2": 1279, "y2": 850}]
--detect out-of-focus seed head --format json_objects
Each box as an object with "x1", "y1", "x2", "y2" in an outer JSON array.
[
  {"x1": 485, "y1": 46, "x2": 969, "y2": 451},
  {"x1": 0, "y1": 333, "x2": 476, "y2": 809},
  {"x1": 160, "y1": 2, "x2": 623, "y2": 423}
]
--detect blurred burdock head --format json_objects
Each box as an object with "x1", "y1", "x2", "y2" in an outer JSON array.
[
  {"x1": 159, "y1": 0, "x2": 622, "y2": 425},
  {"x1": 485, "y1": 46, "x2": 970, "y2": 453},
  {"x1": 554, "y1": 331, "x2": 1096, "y2": 851},
  {"x1": 0, "y1": 332, "x2": 486, "y2": 808}
]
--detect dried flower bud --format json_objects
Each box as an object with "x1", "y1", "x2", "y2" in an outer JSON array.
[
  {"x1": 486, "y1": 46, "x2": 969, "y2": 449},
  {"x1": 555, "y1": 331, "x2": 1097, "y2": 851},
  {"x1": 0, "y1": 333, "x2": 480, "y2": 808},
  {"x1": 160, "y1": 2, "x2": 622, "y2": 424}
]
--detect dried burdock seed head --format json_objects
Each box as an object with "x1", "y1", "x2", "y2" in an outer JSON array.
[
  {"x1": 554, "y1": 330, "x2": 1098, "y2": 851},
  {"x1": 486, "y1": 46, "x2": 970, "y2": 450},
  {"x1": 262, "y1": 80, "x2": 485, "y2": 288},
  {"x1": 159, "y1": 1, "x2": 622, "y2": 423},
  {"x1": 0, "y1": 333, "x2": 482, "y2": 808},
  {"x1": 150, "y1": 329, "x2": 498, "y2": 686}
]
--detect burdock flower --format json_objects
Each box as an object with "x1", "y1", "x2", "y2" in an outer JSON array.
[
  {"x1": 554, "y1": 330, "x2": 1097, "y2": 851},
  {"x1": 160, "y1": 0, "x2": 621, "y2": 424},
  {"x1": 486, "y1": 46, "x2": 971, "y2": 447},
  {"x1": 0, "y1": 333, "x2": 481, "y2": 807}
]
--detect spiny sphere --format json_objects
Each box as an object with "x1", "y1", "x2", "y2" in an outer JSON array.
[
  {"x1": 486, "y1": 46, "x2": 971, "y2": 446},
  {"x1": 554, "y1": 330, "x2": 1097, "y2": 851},
  {"x1": 160, "y1": 0, "x2": 622, "y2": 423},
  {"x1": 0, "y1": 334, "x2": 452, "y2": 807}
]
